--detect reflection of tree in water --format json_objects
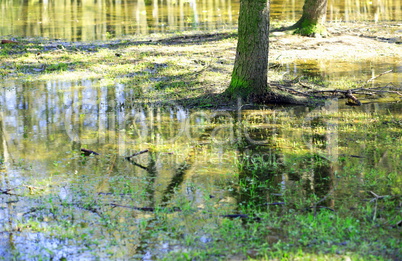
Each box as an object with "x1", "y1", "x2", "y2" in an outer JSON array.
[
  {"x1": 235, "y1": 142, "x2": 283, "y2": 211},
  {"x1": 234, "y1": 108, "x2": 336, "y2": 213},
  {"x1": 4, "y1": 0, "x2": 400, "y2": 41},
  {"x1": 0, "y1": 110, "x2": 20, "y2": 260},
  {"x1": 155, "y1": 149, "x2": 193, "y2": 206},
  {"x1": 1, "y1": 0, "x2": 239, "y2": 41},
  {"x1": 289, "y1": 153, "x2": 334, "y2": 208},
  {"x1": 288, "y1": 114, "x2": 336, "y2": 210},
  {"x1": 232, "y1": 108, "x2": 286, "y2": 212}
]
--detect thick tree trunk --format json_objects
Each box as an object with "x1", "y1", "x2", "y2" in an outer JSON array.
[
  {"x1": 225, "y1": 0, "x2": 270, "y2": 99},
  {"x1": 293, "y1": 0, "x2": 328, "y2": 37}
]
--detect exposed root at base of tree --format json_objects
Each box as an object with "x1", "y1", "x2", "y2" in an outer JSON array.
[
  {"x1": 250, "y1": 89, "x2": 317, "y2": 106},
  {"x1": 270, "y1": 20, "x2": 328, "y2": 38}
]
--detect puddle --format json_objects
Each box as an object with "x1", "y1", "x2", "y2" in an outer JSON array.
[
  {"x1": 0, "y1": 79, "x2": 401, "y2": 258},
  {"x1": 283, "y1": 59, "x2": 402, "y2": 85}
]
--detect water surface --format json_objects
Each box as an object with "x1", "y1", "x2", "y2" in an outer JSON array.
[
  {"x1": 0, "y1": 78, "x2": 401, "y2": 258},
  {"x1": 1, "y1": 0, "x2": 401, "y2": 41},
  {"x1": 1, "y1": 0, "x2": 402, "y2": 259}
]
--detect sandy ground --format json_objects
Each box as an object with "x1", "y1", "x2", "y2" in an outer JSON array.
[{"x1": 269, "y1": 22, "x2": 402, "y2": 62}]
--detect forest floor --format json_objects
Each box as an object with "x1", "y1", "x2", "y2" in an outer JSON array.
[{"x1": 1, "y1": 21, "x2": 401, "y2": 107}]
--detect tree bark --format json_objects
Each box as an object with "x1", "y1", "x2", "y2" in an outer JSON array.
[
  {"x1": 225, "y1": 0, "x2": 270, "y2": 99},
  {"x1": 293, "y1": 0, "x2": 328, "y2": 37}
]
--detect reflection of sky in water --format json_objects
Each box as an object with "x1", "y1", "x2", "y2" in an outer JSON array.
[
  {"x1": 1, "y1": 77, "x2": 401, "y2": 149},
  {"x1": 1, "y1": 80, "x2": 192, "y2": 145},
  {"x1": 0, "y1": 81, "x2": 194, "y2": 159},
  {"x1": 176, "y1": 108, "x2": 187, "y2": 121},
  {"x1": 1, "y1": 61, "x2": 401, "y2": 149}
]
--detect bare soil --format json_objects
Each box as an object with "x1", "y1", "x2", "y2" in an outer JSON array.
[{"x1": 269, "y1": 22, "x2": 402, "y2": 61}]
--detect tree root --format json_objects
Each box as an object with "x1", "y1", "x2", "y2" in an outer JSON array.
[{"x1": 251, "y1": 87, "x2": 325, "y2": 106}]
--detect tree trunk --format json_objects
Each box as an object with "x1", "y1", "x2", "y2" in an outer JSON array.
[
  {"x1": 293, "y1": 0, "x2": 328, "y2": 37},
  {"x1": 225, "y1": 0, "x2": 270, "y2": 99}
]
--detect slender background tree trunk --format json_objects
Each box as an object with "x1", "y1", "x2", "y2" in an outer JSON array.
[
  {"x1": 294, "y1": 0, "x2": 328, "y2": 36},
  {"x1": 226, "y1": 0, "x2": 270, "y2": 99}
]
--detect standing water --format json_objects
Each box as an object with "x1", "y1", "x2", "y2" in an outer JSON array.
[
  {"x1": 0, "y1": 0, "x2": 401, "y2": 41},
  {"x1": 0, "y1": 0, "x2": 401, "y2": 260}
]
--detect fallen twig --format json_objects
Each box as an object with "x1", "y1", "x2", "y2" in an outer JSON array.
[
  {"x1": 109, "y1": 203, "x2": 259, "y2": 221},
  {"x1": 275, "y1": 85, "x2": 314, "y2": 97},
  {"x1": 297, "y1": 78, "x2": 313, "y2": 89},
  {"x1": 23, "y1": 185, "x2": 45, "y2": 194},
  {"x1": 345, "y1": 89, "x2": 362, "y2": 106},
  {"x1": 125, "y1": 149, "x2": 149, "y2": 160},
  {"x1": 125, "y1": 159, "x2": 149, "y2": 170},
  {"x1": 81, "y1": 148, "x2": 100, "y2": 156},
  {"x1": 1, "y1": 39, "x2": 19, "y2": 44},
  {"x1": 368, "y1": 191, "x2": 388, "y2": 222},
  {"x1": 369, "y1": 191, "x2": 386, "y2": 202},
  {"x1": 277, "y1": 69, "x2": 400, "y2": 103},
  {"x1": 366, "y1": 69, "x2": 393, "y2": 83},
  {"x1": 109, "y1": 203, "x2": 181, "y2": 212},
  {"x1": 312, "y1": 188, "x2": 336, "y2": 217},
  {"x1": 0, "y1": 188, "x2": 18, "y2": 196}
]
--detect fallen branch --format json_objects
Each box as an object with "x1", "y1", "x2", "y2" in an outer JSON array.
[
  {"x1": 368, "y1": 191, "x2": 386, "y2": 202},
  {"x1": 109, "y1": 203, "x2": 259, "y2": 220},
  {"x1": 308, "y1": 86, "x2": 402, "y2": 98},
  {"x1": 23, "y1": 185, "x2": 45, "y2": 194},
  {"x1": 345, "y1": 89, "x2": 362, "y2": 106},
  {"x1": 110, "y1": 203, "x2": 157, "y2": 212},
  {"x1": 125, "y1": 149, "x2": 149, "y2": 160},
  {"x1": 81, "y1": 148, "x2": 100, "y2": 156},
  {"x1": 0, "y1": 188, "x2": 18, "y2": 196},
  {"x1": 1, "y1": 39, "x2": 18, "y2": 44},
  {"x1": 297, "y1": 78, "x2": 314, "y2": 89},
  {"x1": 352, "y1": 87, "x2": 402, "y2": 97},
  {"x1": 366, "y1": 69, "x2": 393, "y2": 84},
  {"x1": 220, "y1": 214, "x2": 261, "y2": 221},
  {"x1": 109, "y1": 203, "x2": 181, "y2": 212},
  {"x1": 276, "y1": 70, "x2": 400, "y2": 104},
  {"x1": 125, "y1": 159, "x2": 149, "y2": 170},
  {"x1": 312, "y1": 187, "x2": 336, "y2": 217},
  {"x1": 368, "y1": 191, "x2": 388, "y2": 222},
  {"x1": 275, "y1": 85, "x2": 313, "y2": 97}
]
